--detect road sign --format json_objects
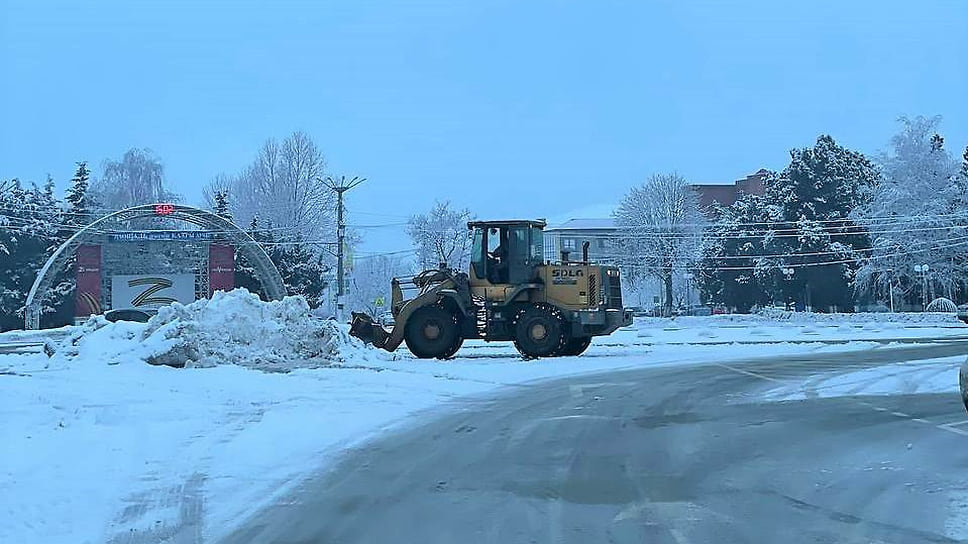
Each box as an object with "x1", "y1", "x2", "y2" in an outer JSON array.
[{"x1": 375, "y1": 296, "x2": 386, "y2": 307}]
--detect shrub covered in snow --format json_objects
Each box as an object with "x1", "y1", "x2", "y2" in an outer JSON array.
[
  {"x1": 53, "y1": 289, "x2": 376, "y2": 370},
  {"x1": 925, "y1": 298, "x2": 957, "y2": 313}
]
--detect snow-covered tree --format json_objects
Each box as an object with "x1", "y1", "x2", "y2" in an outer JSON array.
[
  {"x1": 699, "y1": 195, "x2": 785, "y2": 312},
  {"x1": 407, "y1": 200, "x2": 473, "y2": 271},
  {"x1": 853, "y1": 116, "x2": 961, "y2": 304},
  {"x1": 212, "y1": 190, "x2": 232, "y2": 222},
  {"x1": 65, "y1": 162, "x2": 93, "y2": 226},
  {"x1": 204, "y1": 132, "x2": 333, "y2": 242},
  {"x1": 0, "y1": 179, "x2": 72, "y2": 330},
  {"x1": 699, "y1": 135, "x2": 877, "y2": 312},
  {"x1": 613, "y1": 173, "x2": 705, "y2": 315},
  {"x1": 961, "y1": 145, "x2": 968, "y2": 182},
  {"x1": 763, "y1": 135, "x2": 876, "y2": 311},
  {"x1": 205, "y1": 133, "x2": 339, "y2": 304},
  {"x1": 235, "y1": 217, "x2": 330, "y2": 307},
  {"x1": 91, "y1": 148, "x2": 180, "y2": 210},
  {"x1": 346, "y1": 255, "x2": 400, "y2": 317}
]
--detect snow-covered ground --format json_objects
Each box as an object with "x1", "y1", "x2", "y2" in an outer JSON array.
[
  {"x1": 617, "y1": 313, "x2": 967, "y2": 346},
  {"x1": 763, "y1": 355, "x2": 965, "y2": 401},
  {"x1": 1, "y1": 293, "x2": 966, "y2": 543}
]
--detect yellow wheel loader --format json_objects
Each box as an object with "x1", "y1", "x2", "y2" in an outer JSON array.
[{"x1": 350, "y1": 220, "x2": 633, "y2": 359}]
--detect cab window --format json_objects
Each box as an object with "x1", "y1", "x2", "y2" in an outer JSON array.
[{"x1": 471, "y1": 227, "x2": 485, "y2": 279}]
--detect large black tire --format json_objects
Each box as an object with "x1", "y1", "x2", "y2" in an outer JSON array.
[
  {"x1": 513, "y1": 304, "x2": 567, "y2": 359},
  {"x1": 440, "y1": 336, "x2": 464, "y2": 359},
  {"x1": 559, "y1": 336, "x2": 592, "y2": 357},
  {"x1": 405, "y1": 306, "x2": 460, "y2": 359}
]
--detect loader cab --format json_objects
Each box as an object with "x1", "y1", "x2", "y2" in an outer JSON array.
[{"x1": 469, "y1": 220, "x2": 546, "y2": 285}]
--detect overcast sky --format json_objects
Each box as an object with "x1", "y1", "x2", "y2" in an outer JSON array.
[{"x1": 2, "y1": 0, "x2": 966, "y2": 253}]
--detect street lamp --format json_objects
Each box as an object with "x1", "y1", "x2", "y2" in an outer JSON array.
[
  {"x1": 781, "y1": 267, "x2": 795, "y2": 310},
  {"x1": 884, "y1": 268, "x2": 895, "y2": 313},
  {"x1": 914, "y1": 264, "x2": 930, "y2": 311}
]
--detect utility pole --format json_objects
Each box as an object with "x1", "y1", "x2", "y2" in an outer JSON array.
[{"x1": 323, "y1": 175, "x2": 365, "y2": 322}]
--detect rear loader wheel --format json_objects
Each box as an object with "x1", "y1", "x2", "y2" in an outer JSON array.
[
  {"x1": 513, "y1": 304, "x2": 566, "y2": 359},
  {"x1": 559, "y1": 336, "x2": 592, "y2": 357},
  {"x1": 404, "y1": 306, "x2": 460, "y2": 359}
]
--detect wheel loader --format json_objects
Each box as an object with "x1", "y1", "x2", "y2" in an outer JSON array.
[{"x1": 349, "y1": 220, "x2": 633, "y2": 359}]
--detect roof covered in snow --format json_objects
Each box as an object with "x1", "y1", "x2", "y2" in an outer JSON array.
[{"x1": 546, "y1": 218, "x2": 617, "y2": 232}]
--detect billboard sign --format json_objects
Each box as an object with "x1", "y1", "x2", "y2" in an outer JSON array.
[
  {"x1": 75, "y1": 245, "x2": 102, "y2": 317},
  {"x1": 111, "y1": 274, "x2": 196, "y2": 310},
  {"x1": 208, "y1": 244, "x2": 235, "y2": 296}
]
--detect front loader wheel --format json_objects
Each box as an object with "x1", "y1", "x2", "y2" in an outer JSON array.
[
  {"x1": 405, "y1": 306, "x2": 460, "y2": 359},
  {"x1": 513, "y1": 304, "x2": 566, "y2": 359},
  {"x1": 559, "y1": 336, "x2": 592, "y2": 357},
  {"x1": 440, "y1": 336, "x2": 464, "y2": 359}
]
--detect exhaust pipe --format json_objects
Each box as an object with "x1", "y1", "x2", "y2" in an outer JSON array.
[{"x1": 582, "y1": 241, "x2": 590, "y2": 263}]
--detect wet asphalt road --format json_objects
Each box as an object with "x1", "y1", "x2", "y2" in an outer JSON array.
[{"x1": 223, "y1": 342, "x2": 968, "y2": 544}]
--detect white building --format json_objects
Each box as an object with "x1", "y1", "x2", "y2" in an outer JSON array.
[{"x1": 543, "y1": 218, "x2": 618, "y2": 263}]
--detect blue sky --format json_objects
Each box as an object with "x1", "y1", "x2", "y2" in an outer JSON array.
[{"x1": 2, "y1": 0, "x2": 966, "y2": 253}]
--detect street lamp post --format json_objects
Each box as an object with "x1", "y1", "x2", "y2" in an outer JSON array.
[
  {"x1": 884, "y1": 268, "x2": 895, "y2": 313},
  {"x1": 684, "y1": 272, "x2": 694, "y2": 314},
  {"x1": 914, "y1": 264, "x2": 930, "y2": 311},
  {"x1": 781, "y1": 267, "x2": 795, "y2": 310}
]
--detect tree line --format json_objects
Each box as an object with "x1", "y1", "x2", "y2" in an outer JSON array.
[
  {"x1": 613, "y1": 116, "x2": 968, "y2": 314},
  {"x1": 0, "y1": 133, "x2": 339, "y2": 330}
]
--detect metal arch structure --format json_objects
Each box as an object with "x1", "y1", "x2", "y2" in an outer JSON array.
[{"x1": 24, "y1": 203, "x2": 286, "y2": 329}]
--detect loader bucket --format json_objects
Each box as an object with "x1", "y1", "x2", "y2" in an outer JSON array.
[{"x1": 350, "y1": 312, "x2": 392, "y2": 349}]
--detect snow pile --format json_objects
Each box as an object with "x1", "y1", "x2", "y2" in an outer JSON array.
[{"x1": 53, "y1": 289, "x2": 375, "y2": 371}]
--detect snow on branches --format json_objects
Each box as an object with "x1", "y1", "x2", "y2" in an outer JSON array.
[
  {"x1": 853, "y1": 116, "x2": 963, "y2": 302},
  {"x1": 407, "y1": 200, "x2": 473, "y2": 272},
  {"x1": 613, "y1": 173, "x2": 705, "y2": 314}
]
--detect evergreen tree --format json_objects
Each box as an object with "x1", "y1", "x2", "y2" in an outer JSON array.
[
  {"x1": 700, "y1": 135, "x2": 877, "y2": 312},
  {"x1": 274, "y1": 238, "x2": 329, "y2": 308},
  {"x1": 65, "y1": 162, "x2": 92, "y2": 226},
  {"x1": 233, "y1": 218, "x2": 329, "y2": 306},
  {"x1": 699, "y1": 196, "x2": 784, "y2": 312},
  {"x1": 42, "y1": 175, "x2": 56, "y2": 203},
  {"x1": 0, "y1": 178, "x2": 72, "y2": 330},
  {"x1": 213, "y1": 190, "x2": 232, "y2": 222},
  {"x1": 962, "y1": 145, "x2": 968, "y2": 181}
]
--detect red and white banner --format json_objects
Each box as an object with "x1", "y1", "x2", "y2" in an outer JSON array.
[
  {"x1": 75, "y1": 245, "x2": 102, "y2": 317},
  {"x1": 208, "y1": 244, "x2": 235, "y2": 296}
]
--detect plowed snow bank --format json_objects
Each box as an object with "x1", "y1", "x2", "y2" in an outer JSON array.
[{"x1": 53, "y1": 289, "x2": 376, "y2": 370}]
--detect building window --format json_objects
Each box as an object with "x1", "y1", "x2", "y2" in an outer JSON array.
[{"x1": 562, "y1": 238, "x2": 577, "y2": 251}]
